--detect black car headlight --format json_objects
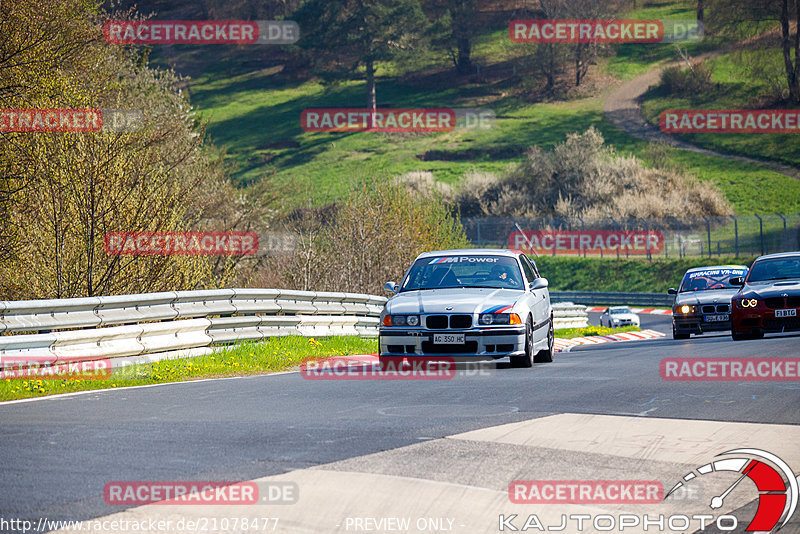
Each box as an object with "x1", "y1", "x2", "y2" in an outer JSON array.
[
  {"x1": 675, "y1": 305, "x2": 696, "y2": 314},
  {"x1": 478, "y1": 313, "x2": 522, "y2": 325},
  {"x1": 382, "y1": 314, "x2": 420, "y2": 327},
  {"x1": 736, "y1": 298, "x2": 759, "y2": 308}
]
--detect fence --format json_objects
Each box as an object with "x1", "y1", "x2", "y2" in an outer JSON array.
[{"x1": 463, "y1": 215, "x2": 800, "y2": 259}]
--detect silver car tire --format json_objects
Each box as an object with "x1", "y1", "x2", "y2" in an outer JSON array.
[
  {"x1": 534, "y1": 315, "x2": 554, "y2": 363},
  {"x1": 510, "y1": 317, "x2": 534, "y2": 368}
]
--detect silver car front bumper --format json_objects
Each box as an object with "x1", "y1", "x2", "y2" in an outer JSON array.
[{"x1": 379, "y1": 327, "x2": 526, "y2": 358}]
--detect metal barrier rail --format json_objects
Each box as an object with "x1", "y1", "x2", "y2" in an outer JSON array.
[
  {"x1": 0, "y1": 290, "x2": 590, "y2": 363},
  {"x1": 552, "y1": 303, "x2": 589, "y2": 329},
  {"x1": 550, "y1": 291, "x2": 673, "y2": 307},
  {"x1": 0, "y1": 289, "x2": 386, "y2": 361}
]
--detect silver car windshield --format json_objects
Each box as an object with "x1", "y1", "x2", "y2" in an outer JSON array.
[{"x1": 401, "y1": 255, "x2": 524, "y2": 291}]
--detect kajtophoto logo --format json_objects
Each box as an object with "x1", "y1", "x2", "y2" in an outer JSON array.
[
  {"x1": 664, "y1": 448, "x2": 799, "y2": 532},
  {"x1": 104, "y1": 231, "x2": 259, "y2": 256},
  {"x1": 498, "y1": 449, "x2": 798, "y2": 532},
  {"x1": 103, "y1": 20, "x2": 299, "y2": 45}
]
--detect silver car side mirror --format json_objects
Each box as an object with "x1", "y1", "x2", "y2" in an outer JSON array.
[
  {"x1": 384, "y1": 281, "x2": 399, "y2": 293},
  {"x1": 529, "y1": 278, "x2": 548, "y2": 290}
]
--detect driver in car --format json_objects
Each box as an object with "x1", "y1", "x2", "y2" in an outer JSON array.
[{"x1": 491, "y1": 265, "x2": 517, "y2": 286}]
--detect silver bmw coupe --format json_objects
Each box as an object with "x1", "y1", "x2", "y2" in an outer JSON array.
[{"x1": 379, "y1": 249, "x2": 554, "y2": 368}]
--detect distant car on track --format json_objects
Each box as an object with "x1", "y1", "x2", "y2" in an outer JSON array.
[
  {"x1": 668, "y1": 264, "x2": 749, "y2": 339},
  {"x1": 599, "y1": 306, "x2": 640, "y2": 328},
  {"x1": 730, "y1": 252, "x2": 800, "y2": 340},
  {"x1": 379, "y1": 249, "x2": 554, "y2": 369}
]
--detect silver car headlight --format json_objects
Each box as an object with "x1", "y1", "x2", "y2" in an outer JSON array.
[
  {"x1": 478, "y1": 313, "x2": 522, "y2": 325},
  {"x1": 382, "y1": 314, "x2": 420, "y2": 327}
]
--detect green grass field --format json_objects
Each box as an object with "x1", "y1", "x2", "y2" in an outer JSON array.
[
  {"x1": 535, "y1": 255, "x2": 758, "y2": 293},
  {"x1": 0, "y1": 336, "x2": 377, "y2": 401},
  {"x1": 146, "y1": 0, "x2": 800, "y2": 213},
  {"x1": 640, "y1": 48, "x2": 800, "y2": 171}
]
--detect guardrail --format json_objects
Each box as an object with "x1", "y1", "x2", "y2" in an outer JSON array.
[
  {"x1": 0, "y1": 289, "x2": 387, "y2": 363},
  {"x1": 552, "y1": 303, "x2": 589, "y2": 329},
  {"x1": 0, "y1": 290, "x2": 591, "y2": 365},
  {"x1": 550, "y1": 291, "x2": 673, "y2": 307}
]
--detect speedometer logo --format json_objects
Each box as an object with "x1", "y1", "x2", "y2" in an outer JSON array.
[{"x1": 664, "y1": 448, "x2": 799, "y2": 531}]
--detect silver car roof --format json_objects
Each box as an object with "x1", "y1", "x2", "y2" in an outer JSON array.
[{"x1": 416, "y1": 248, "x2": 521, "y2": 259}]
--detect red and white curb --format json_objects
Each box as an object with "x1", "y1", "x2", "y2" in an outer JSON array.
[
  {"x1": 586, "y1": 306, "x2": 672, "y2": 315},
  {"x1": 554, "y1": 329, "x2": 665, "y2": 352}
]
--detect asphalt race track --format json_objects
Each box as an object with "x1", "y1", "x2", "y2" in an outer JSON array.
[{"x1": 1, "y1": 325, "x2": 799, "y2": 534}]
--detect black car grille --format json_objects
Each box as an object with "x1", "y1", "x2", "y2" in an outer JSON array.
[
  {"x1": 425, "y1": 314, "x2": 472, "y2": 329},
  {"x1": 421, "y1": 341, "x2": 478, "y2": 354},
  {"x1": 764, "y1": 317, "x2": 800, "y2": 331},
  {"x1": 449, "y1": 315, "x2": 472, "y2": 328},
  {"x1": 702, "y1": 304, "x2": 730, "y2": 314},
  {"x1": 788, "y1": 296, "x2": 800, "y2": 308},
  {"x1": 426, "y1": 315, "x2": 448, "y2": 329},
  {"x1": 765, "y1": 297, "x2": 785, "y2": 309}
]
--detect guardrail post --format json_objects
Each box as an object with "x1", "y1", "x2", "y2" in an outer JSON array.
[
  {"x1": 755, "y1": 214, "x2": 764, "y2": 255},
  {"x1": 729, "y1": 215, "x2": 738, "y2": 257},
  {"x1": 578, "y1": 216, "x2": 586, "y2": 258}
]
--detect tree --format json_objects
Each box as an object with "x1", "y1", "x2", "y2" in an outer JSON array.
[
  {"x1": 294, "y1": 0, "x2": 427, "y2": 115},
  {"x1": 707, "y1": 0, "x2": 800, "y2": 103},
  {"x1": 422, "y1": 0, "x2": 479, "y2": 74},
  {"x1": 0, "y1": 0, "x2": 271, "y2": 299}
]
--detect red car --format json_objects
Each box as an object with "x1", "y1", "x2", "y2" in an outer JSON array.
[{"x1": 730, "y1": 252, "x2": 800, "y2": 340}]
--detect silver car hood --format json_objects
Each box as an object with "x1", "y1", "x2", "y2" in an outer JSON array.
[{"x1": 386, "y1": 288, "x2": 523, "y2": 315}]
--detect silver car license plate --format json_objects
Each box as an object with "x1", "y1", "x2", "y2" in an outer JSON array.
[
  {"x1": 704, "y1": 314, "x2": 729, "y2": 322},
  {"x1": 776, "y1": 309, "x2": 797, "y2": 318},
  {"x1": 433, "y1": 333, "x2": 465, "y2": 344}
]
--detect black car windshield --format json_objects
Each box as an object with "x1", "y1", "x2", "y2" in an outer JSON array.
[
  {"x1": 401, "y1": 255, "x2": 524, "y2": 291},
  {"x1": 679, "y1": 267, "x2": 747, "y2": 292},
  {"x1": 747, "y1": 257, "x2": 800, "y2": 282}
]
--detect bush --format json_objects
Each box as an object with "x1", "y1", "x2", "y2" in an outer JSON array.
[
  {"x1": 455, "y1": 128, "x2": 731, "y2": 219},
  {"x1": 261, "y1": 178, "x2": 469, "y2": 295},
  {"x1": 660, "y1": 61, "x2": 714, "y2": 96}
]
